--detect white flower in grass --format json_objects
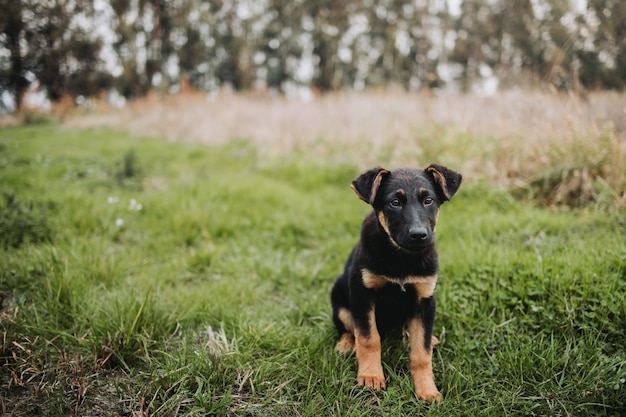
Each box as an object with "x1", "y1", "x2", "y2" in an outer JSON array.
[
  {"x1": 128, "y1": 198, "x2": 142, "y2": 211},
  {"x1": 115, "y1": 218, "x2": 125, "y2": 227},
  {"x1": 107, "y1": 196, "x2": 119, "y2": 204}
]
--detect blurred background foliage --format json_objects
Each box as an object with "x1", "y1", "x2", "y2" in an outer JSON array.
[{"x1": 1, "y1": 0, "x2": 625, "y2": 111}]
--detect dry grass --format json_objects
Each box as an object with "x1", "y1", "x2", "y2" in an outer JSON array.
[{"x1": 66, "y1": 89, "x2": 626, "y2": 207}]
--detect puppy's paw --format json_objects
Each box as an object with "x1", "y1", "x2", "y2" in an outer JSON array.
[
  {"x1": 335, "y1": 333, "x2": 356, "y2": 353},
  {"x1": 416, "y1": 388, "x2": 443, "y2": 403},
  {"x1": 431, "y1": 335, "x2": 440, "y2": 348},
  {"x1": 413, "y1": 371, "x2": 442, "y2": 402},
  {"x1": 358, "y1": 373, "x2": 386, "y2": 390}
]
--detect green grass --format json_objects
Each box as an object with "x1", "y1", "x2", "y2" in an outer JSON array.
[{"x1": 1, "y1": 124, "x2": 625, "y2": 416}]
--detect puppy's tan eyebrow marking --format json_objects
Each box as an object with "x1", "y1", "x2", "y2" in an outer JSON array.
[{"x1": 396, "y1": 189, "x2": 406, "y2": 198}]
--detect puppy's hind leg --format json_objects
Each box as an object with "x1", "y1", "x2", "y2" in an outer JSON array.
[
  {"x1": 332, "y1": 272, "x2": 356, "y2": 353},
  {"x1": 336, "y1": 332, "x2": 356, "y2": 353},
  {"x1": 334, "y1": 307, "x2": 356, "y2": 353}
]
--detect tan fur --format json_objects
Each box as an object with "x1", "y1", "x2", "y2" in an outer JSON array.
[
  {"x1": 350, "y1": 169, "x2": 389, "y2": 204},
  {"x1": 408, "y1": 317, "x2": 442, "y2": 402},
  {"x1": 336, "y1": 308, "x2": 356, "y2": 352},
  {"x1": 376, "y1": 211, "x2": 408, "y2": 250},
  {"x1": 355, "y1": 310, "x2": 385, "y2": 390},
  {"x1": 376, "y1": 212, "x2": 391, "y2": 237},
  {"x1": 368, "y1": 170, "x2": 386, "y2": 204},
  {"x1": 426, "y1": 166, "x2": 450, "y2": 200},
  {"x1": 361, "y1": 269, "x2": 438, "y2": 298},
  {"x1": 337, "y1": 307, "x2": 355, "y2": 332},
  {"x1": 361, "y1": 269, "x2": 387, "y2": 289},
  {"x1": 413, "y1": 279, "x2": 438, "y2": 299},
  {"x1": 336, "y1": 332, "x2": 356, "y2": 353}
]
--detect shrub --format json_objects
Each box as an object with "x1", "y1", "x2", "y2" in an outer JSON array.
[
  {"x1": 0, "y1": 194, "x2": 53, "y2": 248},
  {"x1": 114, "y1": 149, "x2": 143, "y2": 190},
  {"x1": 517, "y1": 125, "x2": 625, "y2": 210}
]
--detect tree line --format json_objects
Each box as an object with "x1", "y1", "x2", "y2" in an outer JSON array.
[{"x1": 1, "y1": 0, "x2": 624, "y2": 110}]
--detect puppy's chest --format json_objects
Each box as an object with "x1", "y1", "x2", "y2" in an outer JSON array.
[{"x1": 361, "y1": 268, "x2": 438, "y2": 299}]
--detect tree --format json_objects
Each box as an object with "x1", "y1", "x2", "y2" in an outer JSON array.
[
  {"x1": 110, "y1": 0, "x2": 155, "y2": 97},
  {"x1": 3, "y1": 0, "x2": 625, "y2": 107},
  {"x1": 0, "y1": 0, "x2": 104, "y2": 109},
  {"x1": 449, "y1": 0, "x2": 496, "y2": 92},
  {"x1": 0, "y1": 0, "x2": 29, "y2": 110},
  {"x1": 176, "y1": 1, "x2": 212, "y2": 90},
  {"x1": 586, "y1": 0, "x2": 626, "y2": 89},
  {"x1": 493, "y1": 0, "x2": 541, "y2": 84},
  {"x1": 262, "y1": 0, "x2": 305, "y2": 91},
  {"x1": 308, "y1": 0, "x2": 350, "y2": 91}
]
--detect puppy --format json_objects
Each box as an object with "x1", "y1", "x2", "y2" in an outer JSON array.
[{"x1": 331, "y1": 164, "x2": 462, "y2": 402}]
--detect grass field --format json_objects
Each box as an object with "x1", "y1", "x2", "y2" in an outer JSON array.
[{"x1": 1, "y1": 100, "x2": 625, "y2": 416}]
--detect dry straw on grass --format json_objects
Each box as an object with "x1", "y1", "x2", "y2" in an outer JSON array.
[{"x1": 68, "y1": 90, "x2": 625, "y2": 207}]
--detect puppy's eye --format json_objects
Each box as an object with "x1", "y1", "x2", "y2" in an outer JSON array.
[
  {"x1": 424, "y1": 197, "x2": 434, "y2": 206},
  {"x1": 389, "y1": 198, "x2": 402, "y2": 208}
]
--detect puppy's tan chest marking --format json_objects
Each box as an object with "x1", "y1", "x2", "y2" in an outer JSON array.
[{"x1": 361, "y1": 269, "x2": 438, "y2": 298}]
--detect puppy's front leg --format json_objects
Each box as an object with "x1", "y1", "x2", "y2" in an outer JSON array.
[
  {"x1": 408, "y1": 297, "x2": 442, "y2": 402},
  {"x1": 354, "y1": 309, "x2": 386, "y2": 390}
]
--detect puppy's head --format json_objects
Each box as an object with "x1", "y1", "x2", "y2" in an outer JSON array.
[{"x1": 351, "y1": 164, "x2": 462, "y2": 251}]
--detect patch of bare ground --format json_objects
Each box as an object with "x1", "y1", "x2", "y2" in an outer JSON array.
[{"x1": 66, "y1": 90, "x2": 626, "y2": 207}]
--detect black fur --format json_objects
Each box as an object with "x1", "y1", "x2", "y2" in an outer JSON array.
[{"x1": 331, "y1": 164, "x2": 462, "y2": 399}]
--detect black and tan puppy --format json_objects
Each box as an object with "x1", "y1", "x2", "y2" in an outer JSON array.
[{"x1": 331, "y1": 164, "x2": 462, "y2": 402}]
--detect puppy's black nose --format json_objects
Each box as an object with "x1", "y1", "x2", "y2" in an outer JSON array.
[{"x1": 409, "y1": 227, "x2": 428, "y2": 240}]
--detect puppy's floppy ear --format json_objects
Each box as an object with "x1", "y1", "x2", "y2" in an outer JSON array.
[
  {"x1": 426, "y1": 164, "x2": 462, "y2": 202},
  {"x1": 351, "y1": 167, "x2": 390, "y2": 205}
]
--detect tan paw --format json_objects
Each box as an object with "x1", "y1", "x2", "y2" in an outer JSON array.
[
  {"x1": 431, "y1": 335, "x2": 440, "y2": 348},
  {"x1": 417, "y1": 388, "x2": 443, "y2": 403},
  {"x1": 358, "y1": 373, "x2": 386, "y2": 390},
  {"x1": 335, "y1": 333, "x2": 356, "y2": 353}
]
